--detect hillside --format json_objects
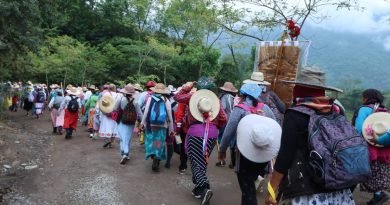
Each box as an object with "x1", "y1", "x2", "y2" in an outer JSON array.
[{"x1": 216, "y1": 26, "x2": 390, "y2": 89}]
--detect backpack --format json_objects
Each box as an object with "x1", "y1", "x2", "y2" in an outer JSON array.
[
  {"x1": 291, "y1": 106, "x2": 371, "y2": 190},
  {"x1": 149, "y1": 95, "x2": 168, "y2": 125},
  {"x1": 37, "y1": 91, "x2": 45, "y2": 103},
  {"x1": 67, "y1": 96, "x2": 79, "y2": 113},
  {"x1": 235, "y1": 103, "x2": 264, "y2": 115},
  {"x1": 121, "y1": 99, "x2": 137, "y2": 125}
]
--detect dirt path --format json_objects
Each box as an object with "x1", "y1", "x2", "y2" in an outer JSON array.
[{"x1": 2, "y1": 111, "x2": 372, "y2": 205}]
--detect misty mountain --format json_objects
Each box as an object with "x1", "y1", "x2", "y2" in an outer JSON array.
[{"x1": 215, "y1": 26, "x2": 390, "y2": 89}]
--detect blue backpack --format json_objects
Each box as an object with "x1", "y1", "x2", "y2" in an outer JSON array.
[
  {"x1": 291, "y1": 106, "x2": 371, "y2": 190},
  {"x1": 149, "y1": 95, "x2": 168, "y2": 125}
]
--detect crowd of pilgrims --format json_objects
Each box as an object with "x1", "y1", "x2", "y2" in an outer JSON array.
[{"x1": 4, "y1": 68, "x2": 390, "y2": 205}]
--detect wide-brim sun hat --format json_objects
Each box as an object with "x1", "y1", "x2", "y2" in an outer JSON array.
[
  {"x1": 362, "y1": 112, "x2": 390, "y2": 147},
  {"x1": 150, "y1": 83, "x2": 170, "y2": 94},
  {"x1": 281, "y1": 66, "x2": 343, "y2": 93},
  {"x1": 189, "y1": 89, "x2": 220, "y2": 122},
  {"x1": 50, "y1": 84, "x2": 58, "y2": 89},
  {"x1": 27, "y1": 81, "x2": 33, "y2": 85},
  {"x1": 134, "y1": 84, "x2": 143, "y2": 91},
  {"x1": 243, "y1": 72, "x2": 271, "y2": 85},
  {"x1": 99, "y1": 95, "x2": 115, "y2": 115},
  {"x1": 66, "y1": 84, "x2": 73, "y2": 90},
  {"x1": 240, "y1": 83, "x2": 262, "y2": 100},
  {"x1": 237, "y1": 114, "x2": 282, "y2": 163},
  {"x1": 88, "y1": 85, "x2": 97, "y2": 91},
  {"x1": 168, "y1": 85, "x2": 177, "y2": 93},
  {"x1": 66, "y1": 87, "x2": 80, "y2": 96},
  {"x1": 120, "y1": 84, "x2": 136, "y2": 95},
  {"x1": 220, "y1": 82, "x2": 238, "y2": 93}
]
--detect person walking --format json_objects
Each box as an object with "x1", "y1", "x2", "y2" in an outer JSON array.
[
  {"x1": 353, "y1": 89, "x2": 390, "y2": 205},
  {"x1": 265, "y1": 68, "x2": 358, "y2": 205},
  {"x1": 218, "y1": 83, "x2": 277, "y2": 205},
  {"x1": 174, "y1": 77, "x2": 227, "y2": 205},
  {"x1": 117, "y1": 84, "x2": 138, "y2": 164},
  {"x1": 48, "y1": 89, "x2": 65, "y2": 134},
  {"x1": 85, "y1": 85, "x2": 99, "y2": 138},
  {"x1": 98, "y1": 84, "x2": 121, "y2": 148},
  {"x1": 141, "y1": 83, "x2": 174, "y2": 172},
  {"x1": 216, "y1": 82, "x2": 238, "y2": 168},
  {"x1": 60, "y1": 87, "x2": 81, "y2": 139}
]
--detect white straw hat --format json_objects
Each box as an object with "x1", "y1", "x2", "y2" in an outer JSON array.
[
  {"x1": 99, "y1": 95, "x2": 115, "y2": 115},
  {"x1": 243, "y1": 72, "x2": 271, "y2": 85},
  {"x1": 362, "y1": 112, "x2": 390, "y2": 147},
  {"x1": 66, "y1": 87, "x2": 80, "y2": 96},
  {"x1": 189, "y1": 89, "x2": 220, "y2": 122},
  {"x1": 151, "y1": 83, "x2": 170, "y2": 95},
  {"x1": 237, "y1": 114, "x2": 282, "y2": 163}
]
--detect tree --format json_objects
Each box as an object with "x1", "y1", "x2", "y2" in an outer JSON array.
[
  {"x1": 215, "y1": 0, "x2": 362, "y2": 41},
  {"x1": 0, "y1": 0, "x2": 42, "y2": 80}
]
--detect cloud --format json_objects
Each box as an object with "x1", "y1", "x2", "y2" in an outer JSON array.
[{"x1": 308, "y1": 0, "x2": 390, "y2": 34}]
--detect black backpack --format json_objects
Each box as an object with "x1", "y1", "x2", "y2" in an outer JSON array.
[
  {"x1": 121, "y1": 99, "x2": 137, "y2": 125},
  {"x1": 67, "y1": 96, "x2": 79, "y2": 113},
  {"x1": 37, "y1": 91, "x2": 45, "y2": 103}
]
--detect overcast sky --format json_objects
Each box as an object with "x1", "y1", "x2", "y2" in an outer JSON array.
[{"x1": 239, "y1": 0, "x2": 390, "y2": 50}]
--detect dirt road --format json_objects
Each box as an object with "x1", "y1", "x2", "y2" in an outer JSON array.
[{"x1": 2, "y1": 111, "x2": 372, "y2": 205}]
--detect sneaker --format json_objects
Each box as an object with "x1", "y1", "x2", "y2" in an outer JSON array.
[
  {"x1": 200, "y1": 189, "x2": 213, "y2": 205},
  {"x1": 120, "y1": 156, "x2": 127, "y2": 164},
  {"x1": 152, "y1": 158, "x2": 159, "y2": 172},
  {"x1": 89, "y1": 133, "x2": 94, "y2": 138},
  {"x1": 215, "y1": 160, "x2": 226, "y2": 167},
  {"x1": 192, "y1": 187, "x2": 202, "y2": 199},
  {"x1": 179, "y1": 169, "x2": 186, "y2": 175}
]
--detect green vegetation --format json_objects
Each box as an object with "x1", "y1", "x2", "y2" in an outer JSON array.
[{"x1": 0, "y1": 0, "x2": 364, "y2": 87}]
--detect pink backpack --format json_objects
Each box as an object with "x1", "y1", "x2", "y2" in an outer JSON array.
[{"x1": 235, "y1": 103, "x2": 265, "y2": 115}]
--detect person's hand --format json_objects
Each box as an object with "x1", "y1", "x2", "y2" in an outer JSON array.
[
  {"x1": 369, "y1": 132, "x2": 378, "y2": 143},
  {"x1": 265, "y1": 193, "x2": 278, "y2": 205},
  {"x1": 218, "y1": 152, "x2": 226, "y2": 161}
]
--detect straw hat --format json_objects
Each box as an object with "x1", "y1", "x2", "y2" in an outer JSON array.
[
  {"x1": 66, "y1": 84, "x2": 73, "y2": 90},
  {"x1": 362, "y1": 112, "x2": 390, "y2": 147},
  {"x1": 151, "y1": 83, "x2": 170, "y2": 95},
  {"x1": 99, "y1": 95, "x2": 116, "y2": 115},
  {"x1": 82, "y1": 87, "x2": 88, "y2": 92},
  {"x1": 134, "y1": 84, "x2": 143, "y2": 91},
  {"x1": 168, "y1": 85, "x2": 177, "y2": 93},
  {"x1": 282, "y1": 66, "x2": 343, "y2": 92},
  {"x1": 120, "y1": 84, "x2": 136, "y2": 95},
  {"x1": 13, "y1": 84, "x2": 20, "y2": 89},
  {"x1": 243, "y1": 72, "x2": 271, "y2": 85},
  {"x1": 189, "y1": 89, "x2": 220, "y2": 122},
  {"x1": 66, "y1": 87, "x2": 80, "y2": 96},
  {"x1": 88, "y1": 85, "x2": 98, "y2": 91},
  {"x1": 220, "y1": 82, "x2": 238, "y2": 93},
  {"x1": 27, "y1": 81, "x2": 33, "y2": 85},
  {"x1": 50, "y1": 84, "x2": 59, "y2": 89},
  {"x1": 237, "y1": 114, "x2": 282, "y2": 163}
]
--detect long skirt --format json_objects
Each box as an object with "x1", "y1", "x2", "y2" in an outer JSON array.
[
  {"x1": 87, "y1": 108, "x2": 96, "y2": 129},
  {"x1": 144, "y1": 127, "x2": 167, "y2": 160},
  {"x1": 118, "y1": 122, "x2": 135, "y2": 156},
  {"x1": 63, "y1": 109, "x2": 78, "y2": 130},
  {"x1": 56, "y1": 109, "x2": 65, "y2": 127},
  {"x1": 187, "y1": 136, "x2": 216, "y2": 190},
  {"x1": 98, "y1": 113, "x2": 118, "y2": 138},
  {"x1": 360, "y1": 161, "x2": 390, "y2": 192},
  {"x1": 50, "y1": 108, "x2": 60, "y2": 127},
  {"x1": 23, "y1": 99, "x2": 33, "y2": 111},
  {"x1": 281, "y1": 189, "x2": 355, "y2": 205},
  {"x1": 34, "y1": 102, "x2": 44, "y2": 115}
]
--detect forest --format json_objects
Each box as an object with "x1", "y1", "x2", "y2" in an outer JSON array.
[{"x1": 1, "y1": 0, "x2": 388, "y2": 112}]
